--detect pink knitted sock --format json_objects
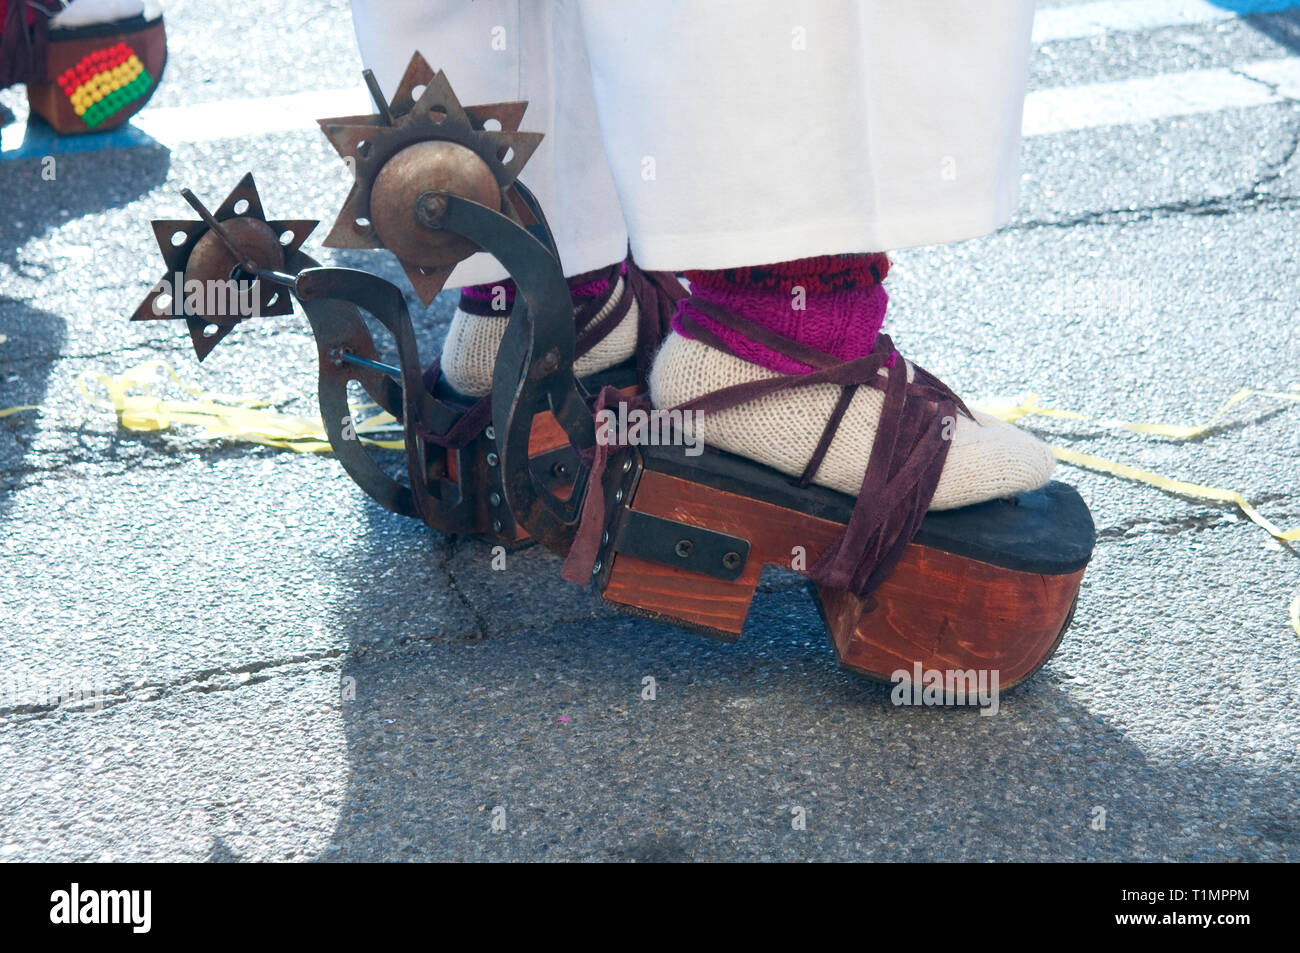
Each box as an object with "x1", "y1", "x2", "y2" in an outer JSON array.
[{"x1": 673, "y1": 254, "x2": 894, "y2": 374}]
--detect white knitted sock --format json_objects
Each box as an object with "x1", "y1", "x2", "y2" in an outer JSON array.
[
  {"x1": 649, "y1": 331, "x2": 1055, "y2": 511},
  {"x1": 440, "y1": 276, "x2": 638, "y2": 396}
]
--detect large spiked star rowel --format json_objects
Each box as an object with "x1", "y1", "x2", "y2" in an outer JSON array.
[
  {"x1": 131, "y1": 173, "x2": 317, "y2": 361},
  {"x1": 316, "y1": 53, "x2": 543, "y2": 305}
]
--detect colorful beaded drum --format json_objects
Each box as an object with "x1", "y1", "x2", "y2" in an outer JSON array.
[
  {"x1": 55, "y1": 42, "x2": 153, "y2": 130},
  {"x1": 26, "y1": 14, "x2": 166, "y2": 135}
]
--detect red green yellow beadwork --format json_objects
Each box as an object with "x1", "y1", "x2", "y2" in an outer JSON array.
[{"x1": 55, "y1": 42, "x2": 153, "y2": 130}]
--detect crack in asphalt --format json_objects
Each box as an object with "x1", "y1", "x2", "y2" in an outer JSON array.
[
  {"x1": 0, "y1": 435, "x2": 289, "y2": 488},
  {"x1": 0, "y1": 341, "x2": 177, "y2": 370},
  {"x1": 3, "y1": 500, "x2": 1294, "y2": 726},
  {"x1": 1096, "y1": 500, "x2": 1300, "y2": 541},
  {"x1": 0, "y1": 604, "x2": 616, "y2": 726},
  {"x1": 0, "y1": 648, "x2": 348, "y2": 723},
  {"x1": 1009, "y1": 190, "x2": 1300, "y2": 232},
  {"x1": 1244, "y1": 97, "x2": 1300, "y2": 191},
  {"x1": 1010, "y1": 110, "x2": 1300, "y2": 233},
  {"x1": 440, "y1": 534, "x2": 491, "y2": 642},
  {"x1": 2, "y1": 451, "x2": 208, "y2": 482}
]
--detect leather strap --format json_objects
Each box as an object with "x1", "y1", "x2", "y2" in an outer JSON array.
[
  {"x1": 563, "y1": 294, "x2": 974, "y2": 601},
  {"x1": 416, "y1": 356, "x2": 492, "y2": 449},
  {"x1": 676, "y1": 297, "x2": 972, "y2": 598},
  {"x1": 626, "y1": 259, "x2": 688, "y2": 380}
]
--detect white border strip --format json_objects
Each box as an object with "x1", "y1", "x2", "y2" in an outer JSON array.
[
  {"x1": 131, "y1": 87, "x2": 372, "y2": 146},
  {"x1": 6, "y1": 59, "x2": 1300, "y2": 152},
  {"x1": 1033, "y1": 0, "x2": 1300, "y2": 44}
]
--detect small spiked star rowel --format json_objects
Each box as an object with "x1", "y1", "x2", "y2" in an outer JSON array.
[
  {"x1": 316, "y1": 53, "x2": 543, "y2": 305},
  {"x1": 131, "y1": 173, "x2": 317, "y2": 361}
]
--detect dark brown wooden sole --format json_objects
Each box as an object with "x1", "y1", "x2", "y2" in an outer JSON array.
[{"x1": 598, "y1": 468, "x2": 1087, "y2": 688}]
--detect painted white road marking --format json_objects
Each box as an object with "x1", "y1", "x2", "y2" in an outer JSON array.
[
  {"x1": 1023, "y1": 58, "x2": 1299, "y2": 135},
  {"x1": 131, "y1": 87, "x2": 372, "y2": 145},
  {"x1": 1237, "y1": 55, "x2": 1300, "y2": 97},
  {"x1": 6, "y1": 12, "x2": 1300, "y2": 156}
]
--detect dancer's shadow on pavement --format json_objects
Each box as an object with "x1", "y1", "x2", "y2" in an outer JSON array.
[
  {"x1": 0, "y1": 135, "x2": 170, "y2": 272},
  {"x1": 316, "y1": 505, "x2": 1299, "y2": 862},
  {"x1": 0, "y1": 140, "x2": 169, "y2": 525},
  {"x1": 0, "y1": 301, "x2": 65, "y2": 520}
]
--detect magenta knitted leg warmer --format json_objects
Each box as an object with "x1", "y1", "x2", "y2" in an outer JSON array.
[{"x1": 673, "y1": 253, "x2": 894, "y2": 374}]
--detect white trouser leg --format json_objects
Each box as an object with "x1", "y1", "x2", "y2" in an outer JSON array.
[
  {"x1": 348, "y1": 0, "x2": 629, "y2": 287},
  {"x1": 577, "y1": 0, "x2": 1036, "y2": 269}
]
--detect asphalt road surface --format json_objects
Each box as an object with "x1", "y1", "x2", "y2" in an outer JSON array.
[{"x1": 1, "y1": 0, "x2": 1298, "y2": 861}]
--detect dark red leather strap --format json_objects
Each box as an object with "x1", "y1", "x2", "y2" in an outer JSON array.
[
  {"x1": 671, "y1": 296, "x2": 973, "y2": 600},
  {"x1": 625, "y1": 259, "x2": 688, "y2": 380},
  {"x1": 414, "y1": 356, "x2": 491, "y2": 449}
]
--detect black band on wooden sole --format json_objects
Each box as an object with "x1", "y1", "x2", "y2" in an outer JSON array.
[{"x1": 585, "y1": 445, "x2": 1093, "y2": 686}]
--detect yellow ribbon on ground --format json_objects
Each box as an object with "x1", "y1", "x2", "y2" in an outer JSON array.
[
  {"x1": 75, "y1": 361, "x2": 405, "y2": 452},
  {"x1": 976, "y1": 390, "x2": 1300, "y2": 636},
  {"x1": 974, "y1": 389, "x2": 1300, "y2": 543},
  {"x1": 1046, "y1": 446, "x2": 1300, "y2": 543},
  {"x1": 23, "y1": 361, "x2": 1300, "y2": 638},
  {"x1": 981, "y1": 387, "x2": 1300, "y2": 441}
]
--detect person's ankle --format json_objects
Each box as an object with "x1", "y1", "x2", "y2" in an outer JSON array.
[
  {"x1": 674, "y1": 253, "x2": 893, "y2": 374},
  {"x1": 441, "y1": 262, "x2": 632, "y2": 396},
  {"x1": 649, "y1": 252, "x2": 1055, "y2": 511}
]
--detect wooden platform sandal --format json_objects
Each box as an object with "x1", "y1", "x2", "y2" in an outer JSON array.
[{"x1": 492, "y1": 285, "x2": 1095, "y2": 690}]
